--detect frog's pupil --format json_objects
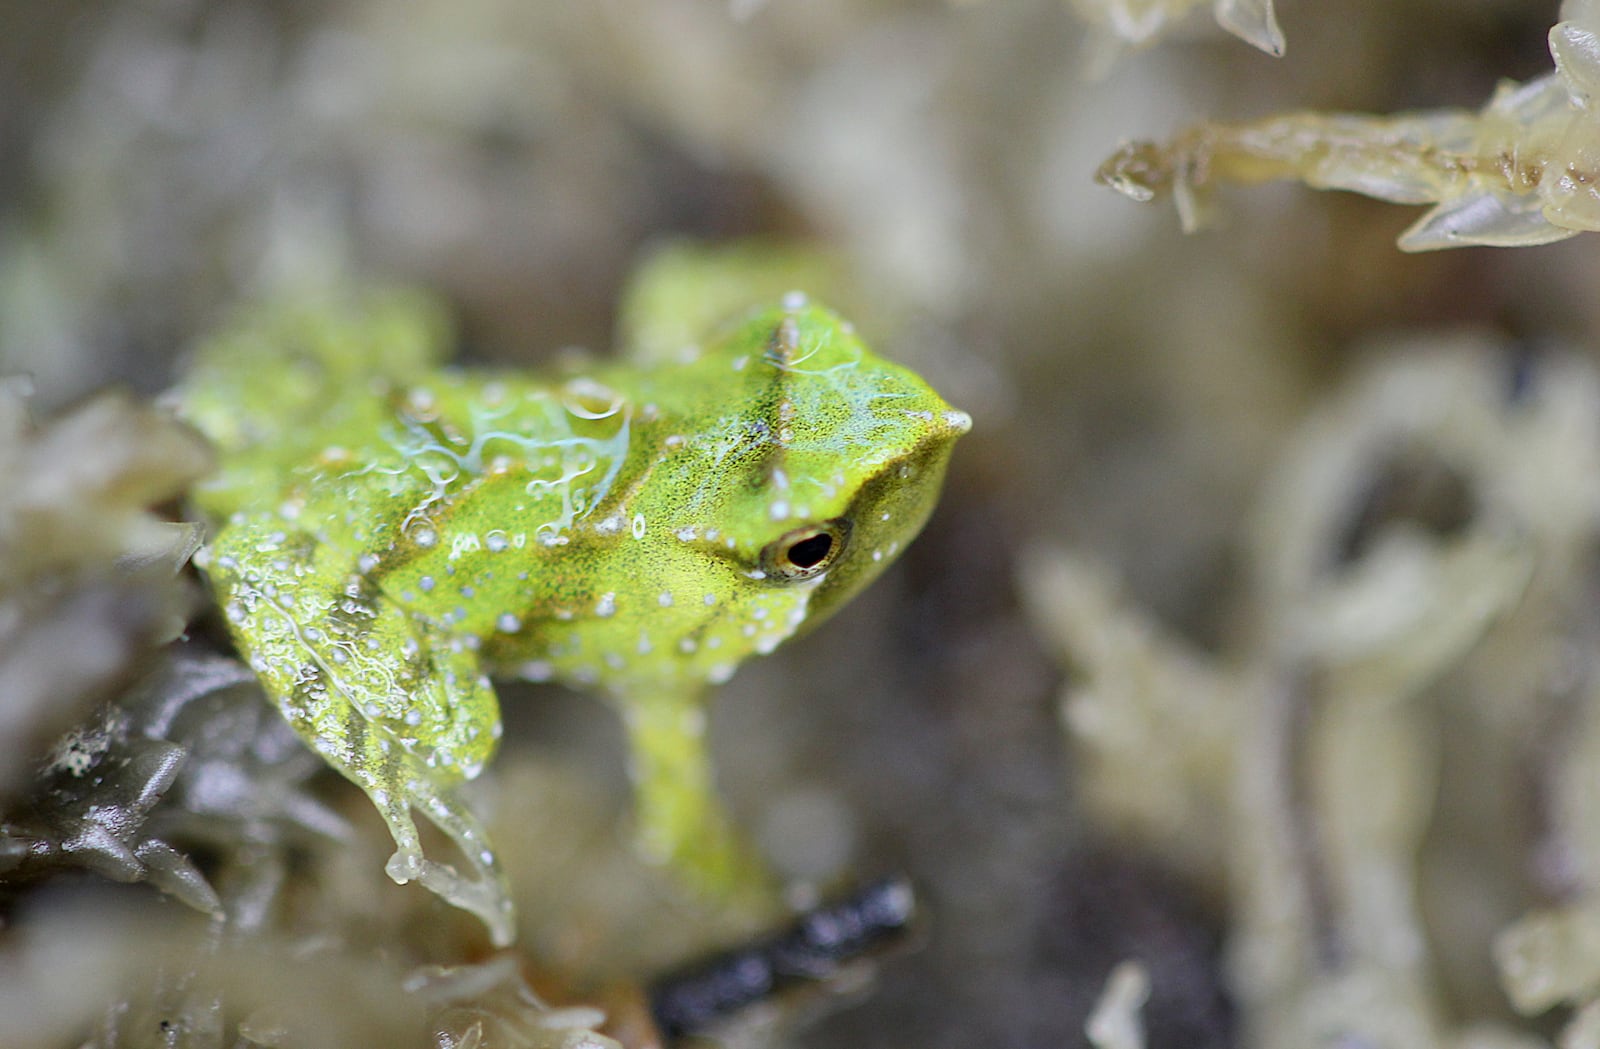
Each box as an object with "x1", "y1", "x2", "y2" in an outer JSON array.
[{"x1": 786, "y1": 533, "x2": 834, "y2": 569}]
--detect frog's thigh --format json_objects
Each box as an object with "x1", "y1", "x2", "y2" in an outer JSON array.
[
  {"x1": 623, "y1": 692, "x2": 770, "y2": 905},
  {"x1": 206, "y1": 516, "x2": 513, "y2": 943}
]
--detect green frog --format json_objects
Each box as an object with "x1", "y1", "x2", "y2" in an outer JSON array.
[{"x1": 175, "y1": 249, "x2": 969, "y2": 944}]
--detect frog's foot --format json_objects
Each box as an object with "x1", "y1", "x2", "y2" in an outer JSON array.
[
  {"x1": 634, "y1": 786, "x2": 775, "y2": 916},
  {"x1": 368, "y1": 771, "x2": 517, "y2": 948}
]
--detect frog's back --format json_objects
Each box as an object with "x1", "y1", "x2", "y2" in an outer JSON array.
[{"x1": 175, "y1": 290, "x2": 454, "y2": 519}]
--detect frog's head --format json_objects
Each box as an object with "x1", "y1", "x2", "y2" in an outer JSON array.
[{"x1": 625, "y1": 300, "x2": 969, "y2": 685}]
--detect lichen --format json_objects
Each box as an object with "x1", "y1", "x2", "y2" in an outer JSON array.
[
  {"x1": 0, "y1": 379, "x2": 210, "y2": 802},
  {"x1": 1063, "y1": 0, "x2": 1284, "y2": 74},
  {"x1": 1025, "y1": 337, "x2": 1600, "y2": 1047},
  {"x1": 1098, "y1": 0, "x2": 1600, "y2": 249}
]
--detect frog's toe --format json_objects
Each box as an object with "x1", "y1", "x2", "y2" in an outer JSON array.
[
  {"x1": 384, "y1": 847, "x2": 426, "y2": 883},
  {"x1": 410, "y1": 848, "x2": 517, "y2": 948}
]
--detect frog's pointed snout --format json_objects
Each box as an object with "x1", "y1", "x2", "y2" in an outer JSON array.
[{"x1": 941, "y1": 407, "x2": 973, "y2": 436}]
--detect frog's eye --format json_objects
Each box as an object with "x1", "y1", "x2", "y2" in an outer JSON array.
[{"x1": 762, "y1": 520, "x2": 849, "y2": 581}]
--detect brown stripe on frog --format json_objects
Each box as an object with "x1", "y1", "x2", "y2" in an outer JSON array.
[{"x1": 753, "y1": 314, "x2": 805, "y2": 496}]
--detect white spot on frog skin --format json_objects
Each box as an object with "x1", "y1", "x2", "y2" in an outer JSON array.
[
  {"x1": 485, "y1": 531, "x2": 509, "y2": 552},
  {"x1": 904, "y1": 409, "x2": 935, "y2": 422},
  {"x1": 357, "y1": 552, "x2": 380, "y2": 573},
  {"x1": 497, "y1": 612, "x2": 521, "y2": 633},
  {"x1": 419, "y1": 576, "x2": 436, "y2": 592},
  {"x1": 881, "y1": 511, "x2": 892, "y2": 522},
  {"x1": 595, "y1": 514, "x2": 625, "y2": 536},
  {"x1": 520, "y1": 660, "x2": 553, "y2": 681},
  {"x1": 605, "y1": 652, "x2": 625, "y2": 670},
  {"x1": 595, "y1": 592, "x2": 618, "y2": 617},
  {"x1": 537, "y1": 531, "x2": 569, "y2": 548},
  {"x1": 675, "y1": 525, "x2": 699, "y2": 542},
  {"x1": 632, "y1": 514, "x2": 647, "y2": 539},
  {"x1": 752, "y1": 606, "x2": 770, "y2": 620},
  {"x1": 562, "y1": 378, "x2": 623, "y2": 420},
  {"x1": 405, "y1": 709, "x2": 423, "y2": 726},
  {"x1": 279, "y1": 500, "x2": 302, "y2": 521},
  {"x1": 704, "y1": 527, "x2": 720, "y2": 542},
  {"x1": 769, "y1": 500, "x2": 790, "y2": 520},
  {"x1": 637, "y1": 634, "x2": 653, "y2": 654},
  {"x1": 872, "y1": 549, "x2": 883, "y2": 562},
  {"x1": 414, "y1": 526, "x2": 438, "y2": 548},
  {"x1": 658, "y1": 591, "x2": 674, "y2": 608},
  {"x1": 732, "y1": 355, "x2": 749, "y2": 371},
  {"x1": 745, "y1": 568, "x2": 767, "y2": 580},
  {"x1": 460, "y1": 585, "x2": 476, "y2": 599},
  {"x1": 708, "y1": 663, "x2": 736, "y2": 684},
  {"x1": 741, "y1": 623, "x2": 757, "y2": 638},
  {"x1": 782, "y1": 290, "x2": 808, "y2": 310},
  {"x1": 703, "y1": 593, "x2": 717, "y2": 606},
  {"x1": 679, "y1": 637, "x2": 698, "y2": 654},
  {"x1": 944, "y1": 409, "x2": 973, "y2": 431}
]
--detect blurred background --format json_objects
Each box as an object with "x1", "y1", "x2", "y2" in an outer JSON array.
[{"x1": 5, "y1": 1, "x2": 1600, "y2": 1046}]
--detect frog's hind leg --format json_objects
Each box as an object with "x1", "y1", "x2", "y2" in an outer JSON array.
[
  {"x1": 204, "y1": 513, "x2": 515, "y2": 945},
  {"x1": 175, "y1": 288, "x2": 453, "y2": 468}
]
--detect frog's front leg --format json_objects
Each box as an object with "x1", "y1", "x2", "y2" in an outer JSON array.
[
  {"x1": 621, "y1": 687, "x2": 775, "y2": 913},
  {"x1": 202, "y1": 512, "x2": 515, "y2": 945}
]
